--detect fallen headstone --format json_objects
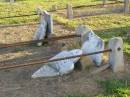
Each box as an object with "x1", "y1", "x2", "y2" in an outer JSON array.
[
  {"x1": 75, "y1": 24, "x2": 91, "y2": 44},
  {"x1": 44, "y1": 10, "x2": 53, "y2": 35},
  {"x1": 33, "y1": 10, "x2": 53, "y2": 46},
  {"x1": 33, "y1": 19, "x2": 47, "y2": 41},
  {"x1": 81, "y1": 26, "x2": 104, "y2": 66},
  {"x1": 32, "y1": 49, "x2": 82, "y2": 78}
]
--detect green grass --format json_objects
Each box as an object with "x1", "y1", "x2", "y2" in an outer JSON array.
[
  {"x1": 0, "y1": 0, "x2": 112, "y2": 24},
  {"x1": 0, "y1": 0, "x2": 101, "y2": 12},
  {"x1": 66, "y1": 95, "x2": 89, "y2": 97},
  {"x1": 98, "y1": 77, "x2": 130, "y2": 97},
  {"x1": 54, "y1": 13, "x2": 130, "y2": 55},
  {"x1": 66, "y1": 77, "x2": 130, "y2": 97}
]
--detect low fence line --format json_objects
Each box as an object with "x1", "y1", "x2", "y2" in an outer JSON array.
[
  {"x1": 0, "y1": 13, "x2": 38, "y2": 19},
  {"x1": 73, "y1": 1, "x2": 123, "y2": 9},
  {"x1": 0, "y1": 1, "x2": 124, "y2": 20},
  {"x1": 0, "y1": 22, "x2": 39, "y2": 28},
  {"x1": 0, "y1": 49, "x2": 112, "y2": 70},
  {"x1": 53, "y1": 1, "x2": 124, "y2": 11},
  {"x1": 0, "y1": 34, "x2": 81, "y2": 49},
  {"x1": 0, "y1": 10, "x2": 36, "y2": 13}
]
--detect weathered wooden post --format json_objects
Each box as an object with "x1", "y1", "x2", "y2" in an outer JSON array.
[
  {"x1": 10, "y1": 0, "x2": 14, "y2": 3},
  {"x1": 51, "y1": 5, "x2": 58, "y2": 11},
  {"x1": 127, "y1": 27, "x2": 130, "y2": 36},
  {"x1": 114, "y1": 0, "x2": 118, "y2": 3},
  {"x1": 66, "y1": 4, "x2": 73, "y2": 19},
  {"x1": 4, "y1": 0, "x2": 14, "y2": 2},
  {"x1": 124, "y1": 0, "x2": 129, "y2": 14},
  {"x1": 103, "y1": 0, "x2": 107, "y2": 7},
  {"x1": 109, "y1": 37, "x2": 125, "y2": 73}
]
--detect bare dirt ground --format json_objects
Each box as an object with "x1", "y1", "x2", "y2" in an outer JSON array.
[{"x1": 0, "y1": 22, "x2": 130, "y2": 97}]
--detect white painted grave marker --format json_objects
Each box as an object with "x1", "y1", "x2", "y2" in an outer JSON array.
[
  {"x1": 33, "y1": 8, "x2": 53, "y2": 46},
  {"x1": 80, "y1": 25, "x2": 104, "y2": 66},
  {"x1": 32, "y1": 49, "x2": 82, "y2": 78}
]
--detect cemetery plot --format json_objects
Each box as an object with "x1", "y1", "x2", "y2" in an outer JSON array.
[
  {"x1": 0, "y1": 24, "x2": 129, "y2": 97},
  {"x1": 0, "y1": 23, "x2": 101, "y2": 97},
  {"x1": 0, "y1": 0, "x2": 130, "y2": 97}
]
